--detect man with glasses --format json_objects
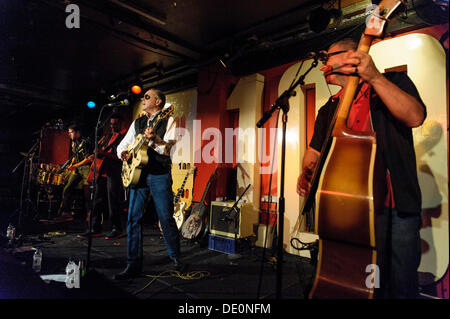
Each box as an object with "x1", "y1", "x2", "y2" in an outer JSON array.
[
  {"x1": 58, "y1": 124, "x2": 92, "y2": 221},
  {"x1": 297, "y1": 38, "x2": 426, "y2": 298},
  {"x1": 114, "y1": 88, "x2": 181, "y2": 279}
]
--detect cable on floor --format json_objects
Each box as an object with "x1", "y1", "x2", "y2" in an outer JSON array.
[{"x1": 133, "y1": 269, "x2": 211, "y2": 295}]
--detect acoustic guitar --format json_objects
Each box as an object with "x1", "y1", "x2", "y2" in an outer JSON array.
[
  {"x1": 121, "y1": 105, "x2": 174, "y2": 187},
  {"x1": 307, "y1": 0, "x2": 404, "y2": 299},
  {"x1": 181, "y1": 168, "x2": 217, "y2": 240}
]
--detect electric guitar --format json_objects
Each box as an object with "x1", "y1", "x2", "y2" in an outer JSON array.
[
  {"x1": 86, "y1": 132, "x2": 125, "y2": 183},
  {"x1": 58, "y1": 138, "x2": 89, "y2": 173},
  {"x1": 181, "y1": 168, "x2": 217, "y2": 240},
  {"x1": 121, "y1": 105, "x2": 174, "y2": 187},
  {"x1": 173, "y1": 167, "x2": 196, "y2": 229}
]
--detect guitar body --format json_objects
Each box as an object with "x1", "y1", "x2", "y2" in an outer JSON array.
[
  {"x1": 309, "y1": 131, "x2": 386, "y2": 299},
  {"x1": 121, "y1": 105, "x2": 174, "y2": 188},
  {"x1": 87, "y1": 158, "x2": 104, "y2": 184},
  {"x1": 181, "y1": 203, "x2": 208, "y2": 240},
  {"x1": 173, "y1": 201, "x2": 187, "y2": 229},
  {"x1": 122, "y1": 134, "x2": 149, "y2": 187}
]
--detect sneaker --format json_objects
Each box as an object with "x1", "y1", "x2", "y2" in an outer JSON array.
[
  {"x1": 105, "y1": 229, "x2": 123, "y2": 240},
  {"x1": 76, "y1": 230, "x2": 103, "y2": 239}
]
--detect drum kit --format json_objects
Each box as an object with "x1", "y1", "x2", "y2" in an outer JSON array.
[
  {"x1": 33, "y1": 163, "x2": 68, "y2": 188},
  {"x1": 12, "y1": 122, "x2": 71, "y2": 222}
]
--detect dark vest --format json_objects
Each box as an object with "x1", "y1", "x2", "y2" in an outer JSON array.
[{"x1": 134, "y1": 114, "x2": 171, "y2": 177}]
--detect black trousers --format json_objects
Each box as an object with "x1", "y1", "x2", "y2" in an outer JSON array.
[
  {"x1": 60, "y1": 172, "x2": 83, "y2": 213},
  {"x1": 89, "y1": 174, "x2": 124, "y2": 232}
]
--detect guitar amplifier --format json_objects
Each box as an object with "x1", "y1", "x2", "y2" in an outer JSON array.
[{"x1": 209, "y1": 201, "x2": 258, "y2": 239}]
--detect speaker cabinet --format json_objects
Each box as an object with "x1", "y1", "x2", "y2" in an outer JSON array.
[{"x1": 209, "y1": 201, "x2": 258, "y2": 239}]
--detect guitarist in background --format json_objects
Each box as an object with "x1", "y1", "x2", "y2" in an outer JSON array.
[
  {"x1": 297, "y1": 38, "x2": 426, "y2": 298},
  {"x1": 115, "y1": 88, "x2": 180, "y2": 280},
  {"x1": 57, "y1": 124, "x2": 92, "y2": 220},
  {"x1": 77, "y1": 113, "x2": 127, "y2": 239}
]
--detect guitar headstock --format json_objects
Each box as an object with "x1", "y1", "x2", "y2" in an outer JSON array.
[
  {"x1": 159, "y1": 104, "x2": 174, "y2": 120},
  {"x1": 364, "y1": 0, "x2": 403, "y2": 38}
]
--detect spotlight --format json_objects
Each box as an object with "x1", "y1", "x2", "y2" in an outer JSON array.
[
  {"x1": 131, "y1": 85, "x2": 142, "y2": 95},
  {"x1": 87, "y1": 101, "x2": 96, "y2": 108}
]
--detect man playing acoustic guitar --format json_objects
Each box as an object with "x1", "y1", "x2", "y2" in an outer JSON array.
[
  {"x1": 297, "y1": 38, "x2": 426, "y2": 298},
  {"x1": 115, "y1": 88, "x2": 181, "y2": 280}
]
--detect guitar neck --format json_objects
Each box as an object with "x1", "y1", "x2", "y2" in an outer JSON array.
[{"x1": 174, "y1": 174, "x2": 190, "y2": 202}]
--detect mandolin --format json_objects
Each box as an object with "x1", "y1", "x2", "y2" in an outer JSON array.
[
  {"x1": 121, "y1": 105, "x2": 174, "y2": 187},
  {"x1": 181, "y1": 168, "x2": 217, "y2": 240}
]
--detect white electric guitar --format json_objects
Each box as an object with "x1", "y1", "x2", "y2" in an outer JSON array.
[{"x1": 173, "y1": 167, "x2": 196, "y2": 229}]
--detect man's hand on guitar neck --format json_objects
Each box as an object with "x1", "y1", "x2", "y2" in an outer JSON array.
[{"x1": 144, "y1": 127, "x2": 163, "y2": 144}]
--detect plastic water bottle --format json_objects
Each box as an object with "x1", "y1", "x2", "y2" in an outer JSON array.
[
  {"x1": 6, "y1": 224, "x2": 12, "y2": 239},
  {"x1": 6, "y1": 224, "x2": 15, "y2": 240},
  {"x1": 32, "y1": 248, "x2": 42, "y2": 273}
]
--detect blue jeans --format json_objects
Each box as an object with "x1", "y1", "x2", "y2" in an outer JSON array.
[
  {"x1": 375, "y1": 207, "x2": 422, "y2": 299},
  {"x1": 126, "y1": 173, "x2": 180, "y2": 269}
]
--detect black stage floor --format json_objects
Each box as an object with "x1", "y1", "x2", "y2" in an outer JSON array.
[{"x1": 0, "y1": 213, "x2": 315, "y2": 301}]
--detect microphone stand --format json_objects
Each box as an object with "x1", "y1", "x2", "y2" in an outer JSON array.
[
  {"x1": 256, "y1": 57, "x2": 319, "y2": 299},
  {"x1": 86, "y1": 104, "x2": 111, "y2": 273}
]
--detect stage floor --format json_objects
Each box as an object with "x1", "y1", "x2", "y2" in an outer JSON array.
[{"x1": 0, "y1": 214, "x2": 315, "y2": 300}]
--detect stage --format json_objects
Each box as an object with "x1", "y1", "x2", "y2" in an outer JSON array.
[{"x1": 0, "y1": 212, "x2": 314, "y2": 300}]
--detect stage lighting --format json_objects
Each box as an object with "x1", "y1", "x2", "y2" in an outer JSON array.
[
  {"x1": 131, "y1": 85, "x2": 142, "y2": 95},
  {"x1": 87, "y1": 101, "x2": 96, "y2": 108}
]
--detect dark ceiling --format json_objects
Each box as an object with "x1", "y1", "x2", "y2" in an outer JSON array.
[{"x1": 0, "y1": 0, "x2": 447, "y2": 116}]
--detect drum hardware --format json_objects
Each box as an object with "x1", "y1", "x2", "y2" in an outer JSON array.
[{"x1": 11, "y1": 139, "x2": 41, "y2": 232}]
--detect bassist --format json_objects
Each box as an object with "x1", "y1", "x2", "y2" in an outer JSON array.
[
  {"x1": 115, "y1": 88, "x2": 180, "y2": 279},
  {"x1": 297, "y1": 39, "x2": 426, "y2": 298}
]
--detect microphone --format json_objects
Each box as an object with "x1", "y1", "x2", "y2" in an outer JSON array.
[
  {"x1": 306, "y1": 50, "x2": 328, "y2": 62},
  {"x1": 105, "y1": 99, "x2": 130, "y2": 107},
  {"x1": 108, "y1": 90, "x2": 129, "y2": 101}
]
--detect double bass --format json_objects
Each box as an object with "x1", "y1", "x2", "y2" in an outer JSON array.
[{"x1": 307, "y1": 0, "x2": 404, "y2": 299}]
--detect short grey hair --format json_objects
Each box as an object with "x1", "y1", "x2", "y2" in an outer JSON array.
[{"x1": 329, "y1": 38, "x2": 358, "y2": 51}]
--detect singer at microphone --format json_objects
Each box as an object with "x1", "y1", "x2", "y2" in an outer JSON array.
[
  {"x1": 307, "y1": 50, "x2": 329, "y2": 62},
  {"x1": 105, "y1": 99, "x2": 130, "y2": 107}
]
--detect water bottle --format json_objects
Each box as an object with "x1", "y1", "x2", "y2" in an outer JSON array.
[
  {"x1": 6, "y1": 224, "x2": 15, "y2": 240},
  {"x1": 6, "y1": 224, "x2": 12, "y2": 239},
  {"x1": 32, "y1": 248, "x2": 42, "y2": 273}
]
